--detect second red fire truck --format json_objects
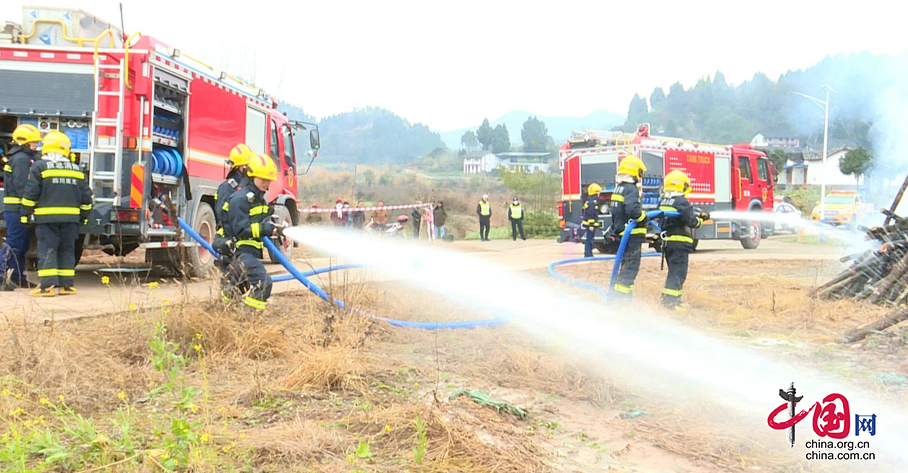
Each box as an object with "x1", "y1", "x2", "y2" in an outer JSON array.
[
  {"x1": 559, "y1": 124, "x2": 776, "y2": 252},
  {"x1": 0, "y1": 7, "x2": 319, "y2": 276}
]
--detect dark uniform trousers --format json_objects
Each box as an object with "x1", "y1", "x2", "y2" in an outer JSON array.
[
  {"x1": 613, "y1": 235, "x2": 644, "y2": 297},
  {"x1": 662, "y1": 246, "x2": 690, "y2": 307},
  {"x1": 36, "y1": 222, "x2": 79, "y2": 288},
  {"x1": 479, "y1": 219, "x2": 491, "y2": 241},
  {"x1": 0, "y1": 211, "x2": 29, "y2": 284},
  {"x1": 584, "y1": 227, "x2": 596, "y2": 257},
  {"x1": 229, "y1": 252, "x2": 272, "y2": 310},
  {"x1": 511, "y1": 219, "x2": 525, "y2": 240}
]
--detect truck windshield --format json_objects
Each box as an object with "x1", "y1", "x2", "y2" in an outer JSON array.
[{"x1": 825, "y1": 196, "x2": 854, "y2": 205}]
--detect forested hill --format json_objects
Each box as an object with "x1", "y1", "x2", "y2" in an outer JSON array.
[
  {"x1": 622, "y1": 51, "x2": 907, "y2": 151},
  {"x1": 277, "y1": 105, "x2": 444, "y2": 164}
]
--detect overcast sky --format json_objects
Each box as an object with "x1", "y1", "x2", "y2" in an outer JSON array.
[{"x1": 4, "y1": 1, "x2": 906, "y2": 131}]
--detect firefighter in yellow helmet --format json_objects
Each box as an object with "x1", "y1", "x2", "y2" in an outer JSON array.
[
  {"x1": 214, "y1": 144, "x2": 257, "y2": 292},
  {"x1": 223, "y1": 153, "x2": 279, "y2": 311},
  {"x1": 582, "y1": 182, "x2": 602, "y2": 257},
  {"x1": 609, "y1": 155, "x2": 648, "y2": 298},
  {"x1": 657, "y1": 170, "x2": 709, "y2": 310},
  {"x1": 1, "y1": 124, "x2": 42, "y2": 290},
  {"x1": 20, "y1": 131, "x2": 93, "y2": 296}
]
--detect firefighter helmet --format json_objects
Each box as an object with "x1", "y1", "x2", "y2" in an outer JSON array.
[
  {"x1": 13, "y1": 124, "x2": 41, "y2": 145},
  {"x1": 228, "y1": 143, "x2": 255, "y2": 168},
  {"x1": 587, "y1": 182, "x2": 602, "y2": 195},
  {"x1": 247, "y1": 153, "x2": 278, "y2": 181},
  {"x1": 41, "y1": 131, "x2": 71, "y2": 156},
  {"x1": 618, "y1": 155, "x2": 647, "y2": 180},
  {"x1": 664, "y1": 170, "x2": 691, "y2": 195}
]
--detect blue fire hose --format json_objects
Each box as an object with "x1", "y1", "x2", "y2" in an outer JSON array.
[
  {"x1": 177, "y1": 216, "x2": 509, "y2": 329},
  {"x1": 547, "y1": 209, "x2": 680, "y2": 301}
]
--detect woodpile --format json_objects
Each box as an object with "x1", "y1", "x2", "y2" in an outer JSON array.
[{"x1": 821, "y1": 176, "x2": 908, "y2": 343}]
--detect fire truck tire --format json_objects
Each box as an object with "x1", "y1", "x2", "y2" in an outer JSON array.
[
  {"x1": 269, "y1": 205, "x2": 294, "y2": 264},
  {"x1": 187, "y1": 202, "x2": 217, "y2": 277},
  {"x1": 595, "y1": 241, "x2": 619, "y2": 255},
  {"x1": 740, "y1": 220, "x2": 762, "y2": 249}
]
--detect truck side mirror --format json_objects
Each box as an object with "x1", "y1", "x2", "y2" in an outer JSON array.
[{"x1": 309, "y1": 129, "x2": 320, "y2": 150}]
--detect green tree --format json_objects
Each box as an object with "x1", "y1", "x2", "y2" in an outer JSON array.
[
  {"x1": 839, "y1": 147, "x2": 874, "y2": 184},
  {"x1": 491, "y1": 124, "x2": 511, "y2": 153},
  {"x1": 624, "y1": 93, "x2": 649, "y2": 129},
  {"x1": 649, "y1": 87, "x2": 666, "y2": 111},
  {"x1": 520, "y1": 116, "x2": 552, "y2": 152},
  {"x1": 476, "y1": 118, "x2": 494, "y2": 150},
  {"x1": 460, "y1": 130, "x2": 479, "y2": 151},
  {"x1": 363, "y1": 169, "x2": 375, "y2": 187},
  {"x1": 497, "y1": 167, "x2": 559, "y2": 213},
  {"x1": 767, "y1": 149, "x2": 788, "y2": 179}
]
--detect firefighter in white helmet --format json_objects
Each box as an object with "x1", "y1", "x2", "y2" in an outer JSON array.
[
  {"x1": 657, "y1": 170, "x2": 709, "y2": 310},
  {"x1": 476, "y1": 194, "x2": 492, "y2": 242},
  {"x1": 609, "y1": 155, "x2": 648, "y2": 298}
]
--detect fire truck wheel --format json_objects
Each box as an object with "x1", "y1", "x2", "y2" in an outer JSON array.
[
  {"x1": 595, "y1": 241, "x2": 619, "y2": 255},
  {"x1": 188, "y1": 202, "x2": 217, "y2": 277},
  {"x1": 740, "y1": 220, "x2": 762, "y2": 249},
  {"x1": 268, "y1": 205, "x2": 294, "y2": 264}
]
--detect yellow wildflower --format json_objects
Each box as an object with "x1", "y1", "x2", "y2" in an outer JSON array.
[
  {"x1": 128, "y1": 303, "x2": 137, "y2": 312},
  {"x1": 58, "y1": 394, "x2": 65, "y2": 403},
  {"x1": 200, "y1": 434, "x2": 210, "y2": 443},
  {"x1": 239, "y1": 433, "x2": 246, "y2": 439},
  {"x1": 384, "y1": 424, "x2": 392, "y2": 432},
  {"x1": 190, "y1": 404, "x2": 199, "y2": 414},
  {"x1": 117, "y1": 391, "x2": 127, "y2": 401},
  {"x1": 39, "y1": 397, "x2": 49, "y2": 405},
  {"x1": 101, "y1": 276, "x2": 110, "y2": 285},
  {"x1": 147, "y1": 281, "x2": 159, "y2": 289},
  {"x1": 194, "y1": 333, "x2": 203, "y2": 340},
  {"x1": 1, "y1": 389, "x2": 8, "y2": 396},
  {"x1": 193, "y1": 344, "x2": 202, "y2": 352}
]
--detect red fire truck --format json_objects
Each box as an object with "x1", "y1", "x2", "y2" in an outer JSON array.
[
  {"x1": 0, "y1": 7, "x2": 319, "y2": 276},
  {"x1": 558, "y1": 124, "x2": 775, "y2": 252}
]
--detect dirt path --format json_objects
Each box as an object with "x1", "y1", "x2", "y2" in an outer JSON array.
[{"x1": 3, "y1": 237, "x2": 843, "y2": 323}]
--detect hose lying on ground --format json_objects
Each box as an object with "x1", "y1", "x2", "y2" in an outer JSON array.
[
  {"x1": 178, "y1": 216, "x2": 509, "y2": 329},
  {"x1": 548, "y1": 209, "x2": 680, "y2": 301}
]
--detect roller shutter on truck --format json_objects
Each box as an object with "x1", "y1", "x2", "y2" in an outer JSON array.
[{"x1": 0, "y1": 62, "x2": 94, "y2": 117}]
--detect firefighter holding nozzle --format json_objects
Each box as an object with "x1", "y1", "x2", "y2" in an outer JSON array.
[
  {"x1": 657, "y1": 170, "x2": 709, "y2": 310},
  {"x1": 222, "y1": 153, "x2": 283, "y2": 312},
  {"x1": 608, "y1": 155, "x2": 648, "y2": 298}
]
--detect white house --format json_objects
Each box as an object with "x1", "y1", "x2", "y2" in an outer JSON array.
[
  {"x1": 751, "y1": 133, "x2": 800, "y2": 149},
  {"x1": 463, "y1": 151, "x2": 552, "y2": 174},
  {"x1": 778, "y1": 147, "x2": 863, "y2": 187},
  {"x1": 462, "y1": 150, "x2": 500, "y2": 174}
]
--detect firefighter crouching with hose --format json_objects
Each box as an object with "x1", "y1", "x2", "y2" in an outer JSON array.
[
  {"x1": 608, "y1": 155, "x2": 648, "y2": 298},
  {"x1": 582, "y1": 183, "x2": 602, "y2": 258},
  {"x1": 214, "y1": 144, "x2": 256, "y2": 296},
  {"x1": 657, "y1": 170, "x2": 709, "y2": 310},
  {"x1": 221, "y1": 153, "x2": 284, "y2": 312}
]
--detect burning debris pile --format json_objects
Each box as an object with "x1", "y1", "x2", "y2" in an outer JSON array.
[{"x1": 814, "y1": 177, "x2": 908, "y2": 343}]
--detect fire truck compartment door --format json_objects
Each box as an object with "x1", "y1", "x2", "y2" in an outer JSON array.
[
  {"x1": 640, "y1": 150, "x2": 664, "y2": 177},
  {"x1": 0, "y1": 63, "x2": 94, "y2": 116},
  {"x1": 715, "y1": 155, "x2": 731, "y2": 203}
]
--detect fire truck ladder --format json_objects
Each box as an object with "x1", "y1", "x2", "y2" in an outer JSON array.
[{"x1": 89, "y1": 54, "x2": 126, "y2": 206}]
